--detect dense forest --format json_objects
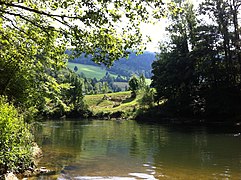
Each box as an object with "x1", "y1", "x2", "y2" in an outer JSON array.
[
  {"x1": 68, "y1": 51, "x2": 155, "y2": 78},
  {"x1": 151, "y1": 0, "x2": 241, "y2": 120}
]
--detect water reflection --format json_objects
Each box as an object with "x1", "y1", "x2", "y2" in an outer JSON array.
[{"x1": 34, "y1": 120, "x2": 241, "y2": 179}]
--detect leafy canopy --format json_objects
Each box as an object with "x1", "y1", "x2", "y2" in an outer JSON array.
[
  {"x1": 0, "y1": 0, "x2": 167, "y2": 114},
  {"x1": 0, "y1": 0, "x2": 165, "y2": 66}
]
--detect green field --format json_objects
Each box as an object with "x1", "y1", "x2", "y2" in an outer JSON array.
[
  {"x1": 84, "y1": 91, "x2": 143, "y2": 116},
  {"x1": 68, "y1": 62, "x2": 117, "y2": 80},
  {"x1": 68, "y1": 62, "x2": 152, "y2": 84}
]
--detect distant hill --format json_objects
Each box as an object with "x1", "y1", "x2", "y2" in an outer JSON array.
[
  {"x1": 68, "y1": 62, "x2": 129, "y2": 91},
  {"x1": 68, "y1": 51, "x2": 156, "y2": 78},
  {"x1": 67, "y1": 62, "x2": 116, "y2": 80}
]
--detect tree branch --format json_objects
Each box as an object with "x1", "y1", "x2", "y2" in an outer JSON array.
[
  {"x1": 0, "y1": 1, "x2": 80, "y2": 20},
  {"x1": 0, "y1": 9, "x2": 69, "y2": 35}
]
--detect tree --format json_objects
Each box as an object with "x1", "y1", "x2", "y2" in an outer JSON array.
[
  {"x1": 63, "y1": 71, "x2": 88, "y2": 117},
  {"x1": 74, "y1": 66, "x2": 78, "y2": 72},
  {"x1": 0, "y1": 22, "x2": 67, "y2": 113},
  {"x1": 0, "y1": 0, "x2": 167, "y2": 114},
  {"x1": 0, "y1": 0, "x2": 165, "y2": 66},
  {"x1": 200, "y1": 0, "x2": 241, "y2": 84},
  {"x1": 139, "y1": 73, "x2": 147, "y2": 89},
  {"x1": 152, "y1": 0, "x2": 197, "y2": 116},
  {"x1": 129, "y1": 75, "x2": 139, "y2": 97},
  {"x1": 140, "y1": 87, "x2": 155, "y2": 108},
  {"x1": 102, "y1": 82, "x2": 109, "y2": 94},
  {"x1": 197, "y1": 0, "x2": 241, "y2": 117},
  {"x1": 152, "y1": 0, "x2": 241, "y2": 119}
]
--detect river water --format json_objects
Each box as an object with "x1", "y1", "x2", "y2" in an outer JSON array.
[{"x1": 33, "y1": 119, "x2": 241, "y2": 179}]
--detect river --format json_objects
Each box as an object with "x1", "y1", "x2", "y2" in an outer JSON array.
[{"x1": 33, "y1": 119, "x2": 241, "y2": 179}]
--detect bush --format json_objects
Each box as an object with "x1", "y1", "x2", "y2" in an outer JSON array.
[
  {"x1": 140, "y1": 87, "x2": 155, "y2": 108},
  {"x1": 0, "y1": 96, "x2": 33, "y2": 175}
]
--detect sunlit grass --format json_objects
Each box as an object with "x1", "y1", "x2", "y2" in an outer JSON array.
[
  {"x1": 67, "y1": 62, "x2": 117, "y2": 80},
  {"x1": 68, "y1": 62, "x2": 152, "y2": 83},
  {"x1": 84, "y1": 91, "x2": 142, "y2": 114}
]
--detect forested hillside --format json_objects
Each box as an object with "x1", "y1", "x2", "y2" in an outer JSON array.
[{"x1": 68, "y1": 51, "x2": 156, "y2": 78}]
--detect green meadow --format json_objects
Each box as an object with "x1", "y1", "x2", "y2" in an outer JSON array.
[
  {"x1": 84, "y1": 91, "x2": 143, "y2": 116},
  {"x1": 68, "y1": 62, "x2": 152, "y2": 92},
  {"x1": 67, "y1": 62, "x2": 117, "y2": 80}
]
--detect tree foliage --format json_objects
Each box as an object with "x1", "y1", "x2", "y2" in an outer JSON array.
[
  {"x1": 0, "y1": 0, "x2": 169, "y2": 174},
  {"x1": 0, "y1": 0, "x2": 165, "y2": 66},
  {"x1": 129, "y1": 75, "x2": 140, "y2": 92},
  {"x1": 128, "y1": 74, "x2": 148, "y2": 98},
  {"x1": 0, "y1": 0, "x2": 166, "y2": 116},
  {"x1": 152, "y1": 0, "x2": 241, "y2": 119},
  {"x1": 140, "y1": 86, "x2": 155, "y2": 108},
  {"x1": 0, "y1": 96, "x2": 33, "y2": 175}
]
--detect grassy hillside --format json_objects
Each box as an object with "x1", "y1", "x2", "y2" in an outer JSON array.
[
  {"x1": 84, "y1": 91, "x2": 143, "y2": 118},
  {"x1": 68, "y1": 51, "x2": 156, "y2": 78},
  {"x1": 68, "y1": 62, "x2": 152, "y2": 84},
  {"x1": 68, "y1": 62, "x2": 117, "y2": 80}
]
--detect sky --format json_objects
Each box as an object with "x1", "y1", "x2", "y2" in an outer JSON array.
[
  {"x1": 142, "y1": 0, "x2": 203, "y2": 52},
  {"x1": 140, "y1": 19, "x2": 168, "y2": 52}
]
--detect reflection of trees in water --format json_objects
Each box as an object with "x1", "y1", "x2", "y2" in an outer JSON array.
[
  {"x1": 35, "y1": 120, "x2": 241, "y2": 177},
  {"x1": 130, "y1": 134, "x2": 139, "y2": 157}
]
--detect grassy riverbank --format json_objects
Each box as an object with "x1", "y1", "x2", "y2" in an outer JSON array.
[{"x1": 84, "y1": 91, "x2": 144, "y2": 119}]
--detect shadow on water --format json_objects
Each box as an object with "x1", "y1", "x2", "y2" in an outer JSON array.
[{"x1": 136, "y1": 118, "x2": 241, "y2": 134}]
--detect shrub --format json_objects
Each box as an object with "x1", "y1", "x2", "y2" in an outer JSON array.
[
  {"x1": 140, "y1": 87, "x2": 155, "y2": 108},
  {"x1": 0, "y1": 96, "x2": 33, "y2": 175}
]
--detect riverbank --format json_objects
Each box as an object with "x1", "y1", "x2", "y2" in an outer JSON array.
[
  {"x1": 4, "y1": 143, "x2": 44, "y2": 180},
  {"x1": 83, "y1": 91, "x2": 241, "y2": 126},
  {"x1": 135, "y1": 105, "x2": 241, "y2": 126}
]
